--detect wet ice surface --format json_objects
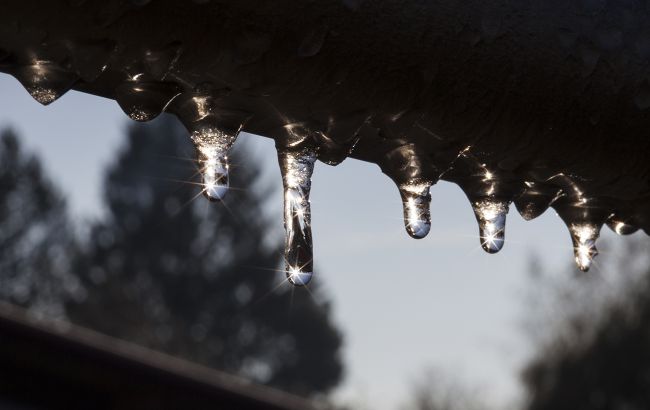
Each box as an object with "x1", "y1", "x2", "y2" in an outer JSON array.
[
  {"x1": 1, "y1": 0, "x2": 650, "y2": 284},
  {"x1": 4, "y1": 58, "x2": 640, "y2": 283},
  {"x1": 1, "y1": 55, "x2": 641, "y2": 280},
  {"x1": 3, "y1": 1, "x2": 650, "y2": 406}
]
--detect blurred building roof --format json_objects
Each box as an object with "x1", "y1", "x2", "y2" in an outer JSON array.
[{"x1": 0, "y1": 302, "x2": 318, "y2": 410}]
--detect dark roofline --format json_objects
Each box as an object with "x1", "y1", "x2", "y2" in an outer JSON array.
[{"x1": 0, "y1": 302, "x2": 319, "y2": 410}]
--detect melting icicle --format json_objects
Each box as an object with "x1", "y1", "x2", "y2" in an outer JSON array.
[
  {"x1": 171, "y1": 88, "x2": 250, "y2": 201},
  {"x1": 191, "y1": 127, "x2": 239, "y2": 201},
  {"x1": 279, "y1": 148, "x2": 316, "y2": 286},
  {"x1": 569, "y1": 223, "x2": 600, "y2": 272},
  {"x1": 399, "y1": 181, "x2": 432, "y2": 239},
  {"x1": 472, "y1": 199, "x2": 508, "y2": 253}
]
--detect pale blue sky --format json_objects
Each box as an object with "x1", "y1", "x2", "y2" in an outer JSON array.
[{"x1": 0, "y1": 73, "x2": 640, "y2": 409}]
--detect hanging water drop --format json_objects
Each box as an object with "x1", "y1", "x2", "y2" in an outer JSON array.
[
  {"x1": 569, "y1": 223, "x2": 600, "y2": 272},
  {"x1": 115, "y1": 80, "x2": 181, "y2": 121},
  {"x1": 472, "y1": 199, "x2": 508, "y2": 253},
  {"x1": 279, "y1": 148, "x2": 316, "y2": 286},
  {"x1": 7, "y1": 61, "x2": 78, "y2": 105},
  {"x1": 191, "y1": 127, "x2": 239, "y2": 201},
  {"x1": 399, "y1": 181, "x2": 432, "y2": 239}
]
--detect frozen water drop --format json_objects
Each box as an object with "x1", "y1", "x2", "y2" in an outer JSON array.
[
  {"x1": 473, "y1": 199, "x2": 508, "y2": 253},
  {"x1": 606, "y1": 217, "x2": 638, "y2": 236},
  {"x1": 7, "y1": 61, "x2": 78, "y2": 105},
  {"x1": 514, "y1": 184, "x2": 562, "y2": 221},
  {"x1": 569, "y1": 223, "x2": 600, "y2": 272},
  {"x1": 399, "y1": 181, "x2": 432, "y2": 239},
  {"x1": 115, "y1": 81, "x2": 181, "y2": 121},
  {"x1": 191, "y1": 127, "x2": 239, "y2": 201},
  {"x1": 279, "y1": 148, "x2": 316, "y2": 286}
]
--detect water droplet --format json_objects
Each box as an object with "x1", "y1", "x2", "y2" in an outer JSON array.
[
  {"x1": 399, "y1": 181, "x2": 432, "y2": 239},
  {"x1": 7, "y1": 61, "x2": 78, "y2": 105},
  {"x1": 279, "y1": 148, "x2": 316, "y2": 286},
  {"x1": 569, "y1": 223, "x2": 600, "y2": 272},
  {"x1": 191, "y1": 127, "x2": 239, "y2": 201},
  {"x1": 115, "y1": 81, "x2": 182, "y2": 121},
  {"x1": 606, "y1": 216, "x2": 638, "y2": 236},
  {"x1": 472, "y1": 199, "x2": 508, "y2": 253}
]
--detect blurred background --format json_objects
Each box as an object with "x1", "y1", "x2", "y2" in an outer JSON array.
[{"x1": 1, "y1": 72, "x2": 650, "y2": 409}]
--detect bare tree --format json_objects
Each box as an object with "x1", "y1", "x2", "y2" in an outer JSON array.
[
  {"x1": 402, "y1": 368, "x2": 489, "y2": 410},
  {"x1": 522, "y1": 236, "x2": 650, "y2": 410}
]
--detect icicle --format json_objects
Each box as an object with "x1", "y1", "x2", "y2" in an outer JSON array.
[
  {"x1": 399, "y1": 181, "x2": 432, "y2": 239},
  {"x1": 169, "y1": 87, "x2": 250, "y2": 202},
  {"x1": 192, "y1": 127, "x2": 239, "y2": 201},
  {"x1": 549, "y1": 177, "x2": 607, "y2": 272},
  {"x1": 472, "y1": 199, "x2": 508, "y2": 253},
  {"x1": 278, "y1": 148, "x2": 316, "y2": 286},
  {"x1": 569, "y1": 223, "x2": 600, "y2": 272},
  {"x1": 8, "y1": 61, "x2": 78, "y2": 105}
]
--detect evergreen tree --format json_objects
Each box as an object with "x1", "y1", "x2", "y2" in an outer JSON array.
[
  {"x1": 67, "y1": 116, "x2": 343, "y2": 396},
  {"x1": 0, "y1": 129, "x2": 79, "y2": 318}
]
